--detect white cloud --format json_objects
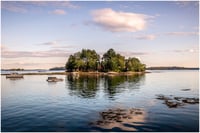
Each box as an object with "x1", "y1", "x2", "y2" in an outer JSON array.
[
  {"x1": 50, "y1": 9, "x2": 66, "y2": 15},
  {"x1": 1, "y1": 1, "x2": 78, "y2": 13},
  {"x1": 1, "y1": 45, "x2": 9, "y2": 51},
  {"x1": 167, "y1": 32, "x2": 198, "y2": 36},
  {"x1": 1, "y1": 1, "x2": 27, "y2": 13},
  {"x1": 39, "y1": 41, "x2": 58, "y2": 46},
  {"x1": 193, "y1": 26, "x2": 199, "y2": 30},
  {"x1": 175, "y1": 1, "x2": 199, "y2": 8},
  {"x1": 2, "y1": 62, "x2": 65, "y2": 69},
  {"x1": 2, "y1": 48, "x2": 72, "y2": 58},
  {"x1": 173, "y1": 48, "x2": 199, "y2": 53},
  {"x1": 91, "y1": 8, "x2": 151, "y2": 32},
  {"x1": 118, "y1": 51, "x2": 149, "y2": 57},
  {"x1": 51, "y1": 45, "x2": 75, "y2": 49},
  {"x1": 135, "y1": 34, "x2": 156, "y2": 40}
]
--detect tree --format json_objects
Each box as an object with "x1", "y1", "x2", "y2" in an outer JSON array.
[
  {"x1": 125, "y1": 57, "x2": 146, "y2": 72},
  {"x1": 65, "y1": 49, "x2": 100, "y2": 72},
  {"x1": 66, "y1": 48, "x2": 146, "y2": 72},
  {"x1": 101, "y1": 49, "x2": 125, "y2": 72}
]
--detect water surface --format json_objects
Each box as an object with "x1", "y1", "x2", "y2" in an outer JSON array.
[{"x1": 1, "y1": 70, "x2": 199, "y2": 131}]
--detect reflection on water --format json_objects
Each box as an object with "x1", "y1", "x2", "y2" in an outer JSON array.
[
  {"x1": 1, "y1": 70, "x2": 199, "y2": 132},
  {"x1": 66, "y1": 74, "x2": 145, "y2": 98},
  {"x1": 104, "y1": 75, "x2": 144, "y2": 98},
  {"x1": 66, "y1": 75, "x2": 100, "y2": 98},
  {"x1": 6, "y1": 78, "x2": 24, "y2": 80}
]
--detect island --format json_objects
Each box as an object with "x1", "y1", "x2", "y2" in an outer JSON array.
[{"x1": 65, "y1": 48, "x2": 146, "y2": 73}]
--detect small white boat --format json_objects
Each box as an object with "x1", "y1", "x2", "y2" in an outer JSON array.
[
  {"x1": 6, "y1": 73, "x2": 23, "y2": 78},
  {"x1": 47, "y1": 77, "x2": 63, "y2": 82}
]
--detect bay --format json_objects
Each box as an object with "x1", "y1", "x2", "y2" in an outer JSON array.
[{"x1": 1, "y1": 70, "x2": 199, "y2": 131}]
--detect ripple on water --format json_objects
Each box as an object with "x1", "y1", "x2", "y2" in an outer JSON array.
[{"x1": 1, "y1": 71, "x2": 199, "y2": 132}]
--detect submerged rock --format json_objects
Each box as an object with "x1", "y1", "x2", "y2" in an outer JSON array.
[
  {"x1": 156, "y1": 94, "x2": 172, "y2": 100},
  {"x1": 156, "y1": 94, "x2": 199, "y2": 108},
  {"x1": 165, "y1": 100, "x2": 182, "y2": 108},
  {"x1": 91, "y1": 108, "x2": 144, "y2": 127},
  {"x1": 182, "y1": 98, "x2": 199, "y2": 104}
]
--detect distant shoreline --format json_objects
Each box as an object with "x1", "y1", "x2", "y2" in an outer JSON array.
[
  {"x1": 1, "y1": 68, "x2": 199, "y2": 76},
  {"x1": 146, "y1": 67, "x2": 199, "y2": 70},
  {"x1": 1, "y1": 66, "x2": 199, "y2": 72},
  {"x1": 1, "y1": 71, "x2": 149, "y2": 76}
]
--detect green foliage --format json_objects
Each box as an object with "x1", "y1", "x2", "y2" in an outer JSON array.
[
  {"x1": 66, "y1": 48, "x2": 146, "y2": 72},
  {"x1": 125, "y1": 57, "x2": 146, "y2": 72},
  {"x1": 101, "y1": 49, "x2": 125, "y2": 72},
  {"x1": 65, "y1": 49, "x2": 100, "y2": 72}
]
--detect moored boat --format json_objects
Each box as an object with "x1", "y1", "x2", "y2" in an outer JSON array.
[
  {"x1": 47, "y1": 77, "x2": 63, "y2": 82},
  {"x1": 6, "y1": 73, "x2": 24, "y2": 78}
]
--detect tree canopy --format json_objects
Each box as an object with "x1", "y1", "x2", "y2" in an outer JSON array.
[
  {"x1": 65, "y1": 48, "x2": 146, "y2": 72},
  {"x1": 66, "y1": 49, "x2": 100, "y2": 72}
]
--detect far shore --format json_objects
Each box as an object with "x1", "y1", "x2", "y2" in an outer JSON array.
[{"x1": 1, "y1": 71, "x2": 150, "y2": 76}]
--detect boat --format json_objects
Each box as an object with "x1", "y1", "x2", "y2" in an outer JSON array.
[
  {"x1": 46, "y1": 77, "x2": 63, "y2": 82},
  {"x1": 6, "y1": 73, "x2": 23, "y2": 78}
]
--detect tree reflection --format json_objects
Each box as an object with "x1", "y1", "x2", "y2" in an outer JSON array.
[
  {"x1": 104, "y1": 74, "x2": 145, "y2": 97},
  {"x1": 66, "y1": 74, "x2": 145, "y2": 98},
  {"x1": 66, "y1": 74, "x2": 100, "y2": 98}
]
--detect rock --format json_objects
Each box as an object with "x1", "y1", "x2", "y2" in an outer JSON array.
[
  {"x1": 128, "y1": 116, "x2": 132, "y2": 119},
  {"x1": 174, "y1": 97, "x2": 182, "y2": 101},
  {"x1": 130, "y1": 110, "x2": 134, "y2": 114},
  {"x1": 182, "y1": 98, "x2": 199, "y2": 104},
  {"x1": 156, "y1": 94, "x2": 172, "y2": 100},
  {"x1": 91, "y1": 107, "x2": 144, "y2": 127},
  {"x1": 156, "y1": 94, "x2": 199, "y2": 108},
  {"x1": 96, "y1": 120, "x2": 104, "y2": 125},
  {"x1": 116, "y1": 119, "x2": 123, "y2": 122},
  {"x1": 135, "y1": 111, "x2": 143, "y2": 115},
  {"x1": 165, "y1": 101, "x2": 178, "y2": 108},
  {"x1": 122, "y1": 115, "x2": 128, "y2": 119},
  {"x1": 181, "y1": 89, "x2": 191, "y2": 91}
]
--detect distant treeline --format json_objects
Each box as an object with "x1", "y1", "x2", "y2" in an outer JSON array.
[
  {"x1": 1, "y1": 68, "x2": 24, "y2": 71},
  {"x1": 65, "y1": 48, "x2": 146, "y2": 72},
  {"x1": 146, "y1": 67, "x2": 199, "y2": 70},
  {"x1": 49, "y1": 67, "x2": 65, "y2": 70}
]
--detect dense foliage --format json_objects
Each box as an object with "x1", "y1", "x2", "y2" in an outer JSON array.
[
  {"x1": 66, "y1": 49, "x2": 100, "y2": 72},
  {"x1": 65, "y1": 49, "x2": 146, "y2": 72},
  {"x1": 101, "y1": 49, "x2": 125, "y2": 72}
]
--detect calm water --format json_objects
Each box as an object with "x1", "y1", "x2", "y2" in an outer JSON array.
[
  {"x1": 1, "y1": 70, "x2": 199, "y2": 132},
  {"x1": 1, "y1": 70, "x2": 65, "y2": 74}
]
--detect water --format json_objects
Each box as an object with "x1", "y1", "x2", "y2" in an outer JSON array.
[
  {"x1": 1, "y1": 70, "x2": 199, "y2": 131},
  {"x1": 1, "y1": 70, "x2": 65, "y2": 74}
]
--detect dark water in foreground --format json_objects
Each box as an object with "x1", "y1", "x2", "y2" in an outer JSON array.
[{"x1": 1, "y1": 70, "x2": 199, "y2": 132}]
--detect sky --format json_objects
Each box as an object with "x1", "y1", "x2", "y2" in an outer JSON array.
[{"x1": 1, "y1": 1, "x2": 199, "y2": 69}]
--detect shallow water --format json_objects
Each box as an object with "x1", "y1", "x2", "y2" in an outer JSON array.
[{"x1": 1, "y1": 70, "x2": 199, "y2": 131}]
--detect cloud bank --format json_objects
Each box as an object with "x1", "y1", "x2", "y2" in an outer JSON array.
[
  {"x1": 1, "y1": 1, "x2": 78, "y2": 13},
  {"x1": 135, "y1": 34, "x2": 156, "y2": 40},
  {"x1": 166, "y1": 32, "x2": 198, "y2": 36},
  {"x1": 50, "y1": 9, "x2": 66, "y2": 15},
  {"x1": 2, "y1": 49, "x2": 72, "y2": 58},
  {"x1": 38, "y1": 41, "x2": 58, "y2": 46},
  {"x1": 173, "y1": 48, "x2": 199, "y2": 53},
  {"x1": 91, "y1": 8, "x2": 150, "y2": 32}
]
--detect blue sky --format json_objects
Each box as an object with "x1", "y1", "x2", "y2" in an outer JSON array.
[{"x1": 1, "y1": 1, "x2": 199, "y2": 69}]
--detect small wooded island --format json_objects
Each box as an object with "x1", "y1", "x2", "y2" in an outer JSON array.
[{"x1": 65, "y1": 48, "x2": 146, "y2": 72}]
